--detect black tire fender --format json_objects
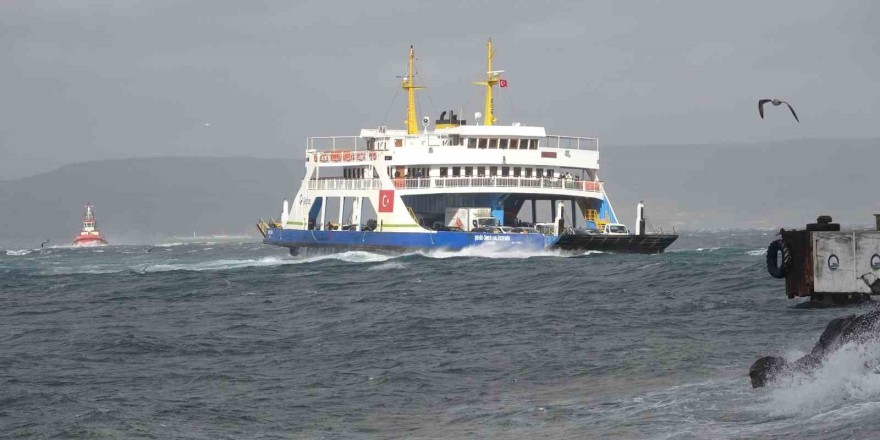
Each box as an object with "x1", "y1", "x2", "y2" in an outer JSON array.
[{"x1": 767, "y1": 239, "x2": 792, "y2": 279}]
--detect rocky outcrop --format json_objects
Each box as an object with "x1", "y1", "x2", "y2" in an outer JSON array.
[{"x1": 750, "y1": 307, "x2": 880, "y2": 388}]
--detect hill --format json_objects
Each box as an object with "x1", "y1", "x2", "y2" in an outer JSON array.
[{"x1": 0, "y1": 157, "x2": 303, "y2": 247}]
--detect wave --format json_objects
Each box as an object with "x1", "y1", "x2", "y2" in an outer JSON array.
[
  {"x1": 33, "y1": 250, "x2": 399, "y2": 275},
  {"x1": 5, "y1": 249, "x2": 35, "y2": 256},
  {"x1": 763, "y1": 339, "x2": 880, "y2": 416},
  {"x1": 667, "y1": 246, "x2": 726, "y2": 253},
  {"x1": 368, "y1": 261, "x2": 409, "y2": 271},
  {"x1": 746, "y1": 248, "x2": 767, "y2": 256},
  {"x1": 420, "y1": 245, "x2": 570, "y2": 260}
]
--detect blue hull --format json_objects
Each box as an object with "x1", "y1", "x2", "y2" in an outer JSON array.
[{"x1": 263, "y1": 228, "x2": 554, "y2": 253}]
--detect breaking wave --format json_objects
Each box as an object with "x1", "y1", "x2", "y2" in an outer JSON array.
[
  {"x1": 5, "y1": 249, "x2": 35, "y2": 256},
  {"x1": 764, "y1": 339, "x2": 880, "y2": 416}
]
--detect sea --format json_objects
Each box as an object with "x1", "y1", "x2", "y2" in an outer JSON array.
[{"x1": 3, "y1": 231, "x2": 880, "y2": 439}]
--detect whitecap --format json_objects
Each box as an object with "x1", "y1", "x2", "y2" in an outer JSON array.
[
  {"x1": 5, "y1": 249, "x2": 34, "y2": 256},
  {"x1": 746, "y1": 248, "x2": 767, "y2": 256},
  {"x1": 368, "y1": 261, "x2": 409, "y2": 271},
  {"x1": 422, "y1": 245, "x2": 566, "y2": 260},
  {"x1": 763, "y1": 339, "x2": 880, "y2": 417}
]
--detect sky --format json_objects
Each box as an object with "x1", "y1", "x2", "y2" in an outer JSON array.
[{"x1": 2, "y1": 0, "x2": 878, "y2": 180}]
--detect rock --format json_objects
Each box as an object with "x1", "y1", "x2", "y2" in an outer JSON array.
[{"x1": 749, "y1": 307, "x2": 880, "y2": 388}]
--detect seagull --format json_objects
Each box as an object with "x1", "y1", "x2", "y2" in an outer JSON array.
[
  {"x1": 759, "y1": 99, "x2": 799, "y2": 122},
  {"x1": 40, "y1": 239, "x2": 50, "y2": 248}
]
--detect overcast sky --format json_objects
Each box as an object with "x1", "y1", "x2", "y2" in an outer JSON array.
[{"x1": 2, "y1": 0, "x2": 878, "y2": 180}]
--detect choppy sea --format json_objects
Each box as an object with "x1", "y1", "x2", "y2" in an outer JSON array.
[{"x1": 3, "y1": 231, "x2": 880, "y2": 439}]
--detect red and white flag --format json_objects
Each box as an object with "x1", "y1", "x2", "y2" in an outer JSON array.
[
  {"x1": 378, "y1": 190, "x2": 395, "y2": 213},
  {"x1": 499, "y1": 79, "x2": 508, "y2": 88}
]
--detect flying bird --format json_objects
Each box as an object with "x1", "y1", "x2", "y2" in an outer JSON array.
[
  {"x1": 40, "y1": 239, "x2": 50, "y2": 248},
  {"x1": 759, "y1": 99, "x2": 799, "y2": 122}
]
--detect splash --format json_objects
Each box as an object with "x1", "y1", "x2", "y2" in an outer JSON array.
[
  {"x1": 763, "y1": 338, "x2": 880, "y2": 416},
  {"x1": 5, "y1": 249, "x2": 35, "y2": 256},
  {"x1": 421, "y1": 244, "x2": 571, "y2": 260},
  {"x1": 368, "y1": 261, "x2": 409, "y2": 271}
]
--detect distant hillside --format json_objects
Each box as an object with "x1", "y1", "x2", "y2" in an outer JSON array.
[
  {"x1": 0, "y1": 157, "x2": 303, "y2": 246},
  {"x1": 2, "y1": 139, "x2": 878, "y2": 247},
  {"x1": 601, "y1": 138, "x2": 880, "y2": 230}
]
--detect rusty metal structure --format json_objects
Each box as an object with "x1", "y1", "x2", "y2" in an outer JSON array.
[{"x1": 767, "y1": 215, "x2": 880, "y2": 304}]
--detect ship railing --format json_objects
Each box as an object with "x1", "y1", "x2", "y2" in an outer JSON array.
[
  {"x1": 544, "y1": 135, "x2": 598, "y2": 151},
  {"x1": 307, "y1": 178, "x2": 384, "y2": 191},
  {"x1": 307, "y1": 177, "x2": 603, "y2": 192},
  {"x1": 393, "y1": 177, "x2": 603, "y2": 192}
]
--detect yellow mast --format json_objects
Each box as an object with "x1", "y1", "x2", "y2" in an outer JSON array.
[
  {"x1": 474, "y1": 38, "x2": 501, "y2": 126},
  {"x1": 401, "y1": 45, "x2": 423, "y2": 135}
]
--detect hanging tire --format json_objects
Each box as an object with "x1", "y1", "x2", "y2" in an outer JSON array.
[{"x1": 766, "y1": 239, "x2": 792, "y2": 279}]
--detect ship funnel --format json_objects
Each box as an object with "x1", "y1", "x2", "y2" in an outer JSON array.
[{"x1": 435, "y1": 109, "x2": 467, "y2": 129}]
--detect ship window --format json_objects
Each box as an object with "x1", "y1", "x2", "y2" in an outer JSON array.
[
  {"x1": 501, "y1": 166, "x2": 510, "y2": 177},
  {"x1": 489, "y1": 138, "x2": 499, "y2": 149},
  {"x1": 536, "y1": 168, "x2": 543, "y2": 178},
  {"x1": 452, "y1": 166, "x2": 461, "y2": 177},
  {"x1": 529, "y1": 139, "x2": 538, "y2": 149},
  {"x1": 440, "y1": 167, "x2": 448, "y2": 177},
  {"x1": 468, "y1": 138, "x2": 477, "y2": 148},
  {"x1": 508, "y1": 138, "x2": 518, "y2": 149},
  {"x1": 520, "y1": 139, "x2": 529, "y2": 149},
  {"x1": 513, "y1": 167, "x2": 521, "y2": 177},
  {"x1": 490, "y1": 166, "x2": 498, "y2": 176},
  {"x1": 546, "y1": 169, "x2": 554, "y2": 178},
  {"x1": 477, "y1": 166, "x2": 486, "y2": 177},
  {"x1": 499, "y1": 138, "x2": 509, "y2": 149},
  {"x1": 478, "y1": 138, "x2": 488, "y2": 149},
  {"x1": 525, "y1": 168, "x2": 533, "y2": 178},
  {"x1": 449, "y1": 135, "x2": 461, "y2": 146},
  {"x1": 465, "y1": 166, "x2": 473, "y2": 177}
]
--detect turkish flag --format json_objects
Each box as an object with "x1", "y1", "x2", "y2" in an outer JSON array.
[
  {"x1": 378, "y1": 190, "x2": 395, "y2": 212},
  {"x1": 499, "y1": 79, "x2": 508, "y2": 88}
]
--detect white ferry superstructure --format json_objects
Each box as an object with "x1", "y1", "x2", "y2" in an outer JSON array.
[{"x1": 259, "y1": 40, "x2": 677, "y2": 254}]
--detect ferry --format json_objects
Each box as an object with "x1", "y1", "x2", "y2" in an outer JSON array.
[
  {"x1": 73, "y1": 203, "x2": 108, "y2": 246},
  {"x1": 259, "y1": 40, "x2": 677, "y2": 255}
]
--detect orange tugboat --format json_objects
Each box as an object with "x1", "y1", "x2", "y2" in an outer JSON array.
[{"x1": 73, "y1": 203, "x2": 108, "y2": 246}]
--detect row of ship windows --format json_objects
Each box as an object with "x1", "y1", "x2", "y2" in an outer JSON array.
[
  {"x1": 467, "y1": 138, "x2": 539, "y2": 149},
  {"x1": 392, "y1": 166, "x2": 556, "y2": 179},
  {"x1": 370, "y1": 137, "x2": 538, "y2": 149}
]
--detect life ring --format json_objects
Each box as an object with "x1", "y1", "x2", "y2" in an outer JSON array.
[
  {"x1": 319, "y1": 154, "x2": 329, "y2": 162},
  {"x1": 343, "y1": 151, "x2": 353, "y2": 161},
  {"x1": 766, "y1": 239, "x2": 792, "y2": 279},
  {"x1": 355, "y1": 152, "x2": 366, "y2": 161},
  {"x1": 330, "y1": 152, "x2": 342, "y2": 162}
]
